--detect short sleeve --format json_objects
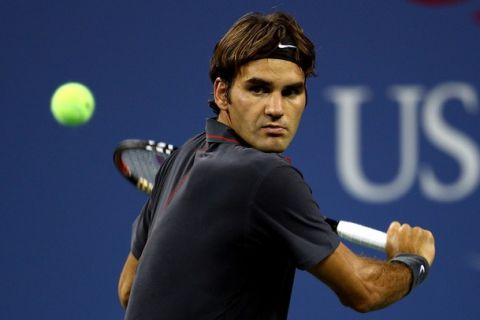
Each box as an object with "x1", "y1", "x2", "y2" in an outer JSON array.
[
  {"x1": 252, "y1": 165, "x2": 339, "y2": 270},
  {"x1": 130, "y1": 149, "x2": 179, "y2": 259},
  {"x1": 131, "y1": 201, "x2": 151, "y2": 259}
]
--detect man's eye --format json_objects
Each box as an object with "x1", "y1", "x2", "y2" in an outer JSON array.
[
  {"x1": 282, "y1": 88, "x2": 299, "y2": 97},
  {"x1": 283, "y1": 85, "x2": 305, "y2": 97},
  {"x1": 249, "y1": 85, "x2": 268, "y2": 94}
]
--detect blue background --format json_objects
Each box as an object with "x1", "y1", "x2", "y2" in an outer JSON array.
[{"x1": 1, "y1": 0, "x2": 479, "y2": 319}]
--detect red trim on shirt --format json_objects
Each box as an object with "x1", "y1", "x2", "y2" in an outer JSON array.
[
  {"x1": 206, "y1": 134, "x2": 239, "y2": 144},
  {"x1": 165, "y1": 174, "x2": 189, "y2": 208}
]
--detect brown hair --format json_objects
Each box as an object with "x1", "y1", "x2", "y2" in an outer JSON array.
[{"x1": 208, "y1": 12, "x2": 316, "y2": 113}]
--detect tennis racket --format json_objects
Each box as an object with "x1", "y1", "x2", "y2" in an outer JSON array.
[
  {"x1": 113, "y1": 139, "x2": 176, "y2": 194},
  {"x1": 113, "y1": 138, "x2": 387, "y2": 252}
]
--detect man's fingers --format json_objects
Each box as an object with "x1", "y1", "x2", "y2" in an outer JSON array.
[{"x1": 386, "y1": 221, "x2": 435, "y2": 266}]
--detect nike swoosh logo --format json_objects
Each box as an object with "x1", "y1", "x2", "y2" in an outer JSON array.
[{"x1": 278, "y1": 43, "x2": 297, "y2": 49}]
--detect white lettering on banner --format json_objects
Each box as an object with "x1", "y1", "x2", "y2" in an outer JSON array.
[
  {"x1": 324, "y1": 82, "x2": 479, "y2": 203},
  {"x1": 421, "y1": 83, "x2": 480, "y2": 201}
]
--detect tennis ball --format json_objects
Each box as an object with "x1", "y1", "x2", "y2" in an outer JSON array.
[{"x1": 50, "y1": 82, "x2": 95, "y2": 126}]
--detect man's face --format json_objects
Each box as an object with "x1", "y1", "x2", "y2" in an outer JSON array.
[{"x1": 216, "y1": 58, "x2": 306, "y2": 153}]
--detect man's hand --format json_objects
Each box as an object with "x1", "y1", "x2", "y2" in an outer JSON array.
[{"x1": 386, "y1": 221, "x2": 435, "y2": 266}]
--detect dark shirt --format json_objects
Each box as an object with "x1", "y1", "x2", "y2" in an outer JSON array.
[{"x1": 125, "y1": 119, "x2": 339, "y2": 320}]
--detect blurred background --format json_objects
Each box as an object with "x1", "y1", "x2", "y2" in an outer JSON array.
[{"x1": 1, "y1": 0, "x2": 479, "y2": 319}]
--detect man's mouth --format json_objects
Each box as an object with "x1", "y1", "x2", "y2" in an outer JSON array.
[{"x1": 261, "y1": 124, "x2": 287, "y2": 135}]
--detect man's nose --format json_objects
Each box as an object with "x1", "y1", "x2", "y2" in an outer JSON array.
[{"x1": 265, "y1": 92, "x2": 284, "y2": 118}]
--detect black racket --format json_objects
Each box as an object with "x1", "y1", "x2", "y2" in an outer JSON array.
[
  {"x1": 113, "y1": 138, "x2": 387, "y2": 252},
  {"x1": 113, "y1": 139, "x2": 176, "y2": 194}
]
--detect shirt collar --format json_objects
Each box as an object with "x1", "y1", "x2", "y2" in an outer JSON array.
[
  {"x1": 205, "y1": 118, "x2": 244, "y2": 145},
  {"x1": 205, "y1": 118, "x2": 292, "y2": 163}
]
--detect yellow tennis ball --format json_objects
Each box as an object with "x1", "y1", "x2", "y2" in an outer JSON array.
[{"x1": 50, "y1": 82, "x2": 95, "y2": 126}]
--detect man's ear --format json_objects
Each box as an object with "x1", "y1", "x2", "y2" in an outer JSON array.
[{"x1": 213, "y1": 77, "x2": 229, "y2": 111}]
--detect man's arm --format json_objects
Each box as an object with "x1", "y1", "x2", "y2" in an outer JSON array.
[
  {"x1": 309, "y1": 221, "x2": 435, "y2": 313},
  {"x1": 118, "y1": 252, "x2": 139, "y2": 309}
]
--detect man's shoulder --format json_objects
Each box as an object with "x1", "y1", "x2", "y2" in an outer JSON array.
[
  {"x1": 218, "y1": 143, "x2": 292, "y2": 173},
  {"x1": 183, "y1": 132, "x2": 206, "y2": 149}
]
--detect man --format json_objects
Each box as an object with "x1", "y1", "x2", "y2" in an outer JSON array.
[{"x1": 119, "y1": 12, "x2": 435, "y2": 319}]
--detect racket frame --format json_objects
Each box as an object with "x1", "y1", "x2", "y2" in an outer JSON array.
[{"x1": 113, "y1": 139, "x2": 176, "y2": 193}]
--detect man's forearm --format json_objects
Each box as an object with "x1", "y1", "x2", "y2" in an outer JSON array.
[
  {"x1": 118, "y1": 252, "x2": 139, "y2": 309},
  {"x1": 310, "y1": 243, "x2": 413, "y2": 313},
  {"x1": 353, "y1": 255, "x2": 412, "y2": 311}
]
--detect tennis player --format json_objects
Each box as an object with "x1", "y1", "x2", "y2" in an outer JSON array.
[{"x1": 119, "y1": 12, "x2": 435, "y2": 319}]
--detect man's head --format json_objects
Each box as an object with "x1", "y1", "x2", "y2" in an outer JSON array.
[
  {"x1": 209, "y1": 12, "x2": 316, "y2": 152},
  {"x1": 209, "y1": 12, "x2": 316, "y2": 113}
]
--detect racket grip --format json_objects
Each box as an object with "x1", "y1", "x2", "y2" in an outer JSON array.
[{"x1": 336, "y1": 220, "x2": 387, "y2": 252}]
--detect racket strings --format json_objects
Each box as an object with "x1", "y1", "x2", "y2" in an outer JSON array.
[{"x1": 122, "y1": 149, "x2": 166, "y2": 184}]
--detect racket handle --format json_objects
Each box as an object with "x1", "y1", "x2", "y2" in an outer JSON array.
[{"x1": 326, "y1": 218, "x2": 387, "y2": 252}]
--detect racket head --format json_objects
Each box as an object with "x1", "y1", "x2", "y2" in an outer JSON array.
[{"x1": 113, "y1": 139, "x2": 176, "y2": 194}]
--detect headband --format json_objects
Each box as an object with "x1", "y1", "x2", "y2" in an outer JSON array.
[{"x1": 267, "y1": 36, "x2": 300, "y2": 66}]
